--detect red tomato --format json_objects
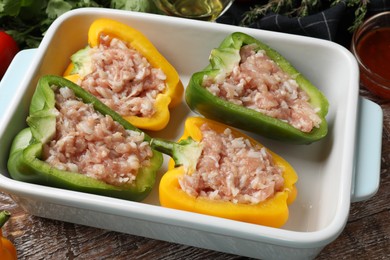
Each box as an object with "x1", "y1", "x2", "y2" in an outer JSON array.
[{"x1": 0, "y1": 31, "x2": 19, "y2": 79}]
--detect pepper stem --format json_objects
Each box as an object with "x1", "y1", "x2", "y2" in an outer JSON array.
[
  {"x1": 0, "y1": 211, "x2": 11, "y2": 229},
  {"x1": 149, "y1": 138, "x2": 175, "y2": 157},
  {"x1": 150, "y1": 137, "x2": 203, "y2": 174}
]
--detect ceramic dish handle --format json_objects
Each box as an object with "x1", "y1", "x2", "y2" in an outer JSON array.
[
  {"x1": 351, "y1": 97, "x2": 383, "y2": 203},
  {"x1": 0, "y1": 49, "x2": 36, "y2": 117}
]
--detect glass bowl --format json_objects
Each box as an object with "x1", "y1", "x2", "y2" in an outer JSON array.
[
  {"x1": 351, "y1": 11, "x2": 390, "y2": 99},
  {"x1": 153, "y1": 0, "x2": 235, "y2": 21}
]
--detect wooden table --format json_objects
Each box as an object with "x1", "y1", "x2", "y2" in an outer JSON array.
[{"x1": 1, "y1": 89, "x2": 389, "y2": 259}]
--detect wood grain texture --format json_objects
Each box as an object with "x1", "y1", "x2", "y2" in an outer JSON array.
[{"x1": 1, "y1": 89, "x2": 389, "y2": 260}]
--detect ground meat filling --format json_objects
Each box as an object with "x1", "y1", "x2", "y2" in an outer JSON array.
[
  {"x1": 43, "y1": 86, "x2": 153, "y2": 186},
  {"x1": 79, "y1": 34, "x2": 167, "y2": 118},
  {"x1": 179, "y1": 124, "x2": 284, "y2": 204},
  {"x1": 203, "y1": 44, "x2": 322, "y2": 133}
]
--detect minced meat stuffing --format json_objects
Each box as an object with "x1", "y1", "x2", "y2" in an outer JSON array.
[
  {"x1": 43, "y1": 86, "x2": 153, "y2": 186},
  {"x1": 79, "y1": 34, "x2": 167, "y2": 118},
  {"x1": 203, "y1": 44, "x2": 322, "y2": 133},
  {"x1": 179, "y1": 123, "x2": 284, "y2": 204}
]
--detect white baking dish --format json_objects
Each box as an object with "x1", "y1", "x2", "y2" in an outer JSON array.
[{"x1": 0, "y1": 8, "x2": 383, "y2": 259}]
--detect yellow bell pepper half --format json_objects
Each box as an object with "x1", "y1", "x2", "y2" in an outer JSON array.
[
  {"x1": 0, "y1": 211, "x2": 17, "y2": 260},
  {"x1": 159, "y1": 117, "x2": 298, "y2": 228},
  {"x1": 63, "y1": 18, "x2": 183, "y2": 131}
]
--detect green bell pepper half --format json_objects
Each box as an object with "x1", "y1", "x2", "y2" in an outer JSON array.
[
  {"x1": 7, "y1": 75, "x2": 163, "y2": 201},
  {"x1": 185, "y1": 32, "x2": 329, "y2": 144}
]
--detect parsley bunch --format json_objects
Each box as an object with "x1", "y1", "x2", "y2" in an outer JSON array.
[{"x1": 0, "y1": 0, "x2": 157, "y2": 48}]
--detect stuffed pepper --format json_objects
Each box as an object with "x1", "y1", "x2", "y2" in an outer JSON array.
[
  {"x1": 159, "y1": 117, "x2": 298, "y2": 227},
  {"x1": 186, "y1": 32, "x2": 329, "y2": 144},
  {"x1": 7, "y1": 75, "x2": 163, "y2": 201},
  {"x1": 64, "y1": 18, "x2": 183, "y2": 131}
]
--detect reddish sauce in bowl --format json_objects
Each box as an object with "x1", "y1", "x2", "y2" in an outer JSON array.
[
  {"x1": 352, "y1": 12, "x2": 390, "y2": 99},
  {"x1": 356, "y1": 28, "x2": 390, "y2": 81}
]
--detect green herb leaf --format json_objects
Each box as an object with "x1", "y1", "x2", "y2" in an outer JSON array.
[
  {"x1": 46, "y1": 0, "x2": 72, "y2": 19},
  {"x1": 0, "y1": 0, "x2": 22, "y2": 17}
]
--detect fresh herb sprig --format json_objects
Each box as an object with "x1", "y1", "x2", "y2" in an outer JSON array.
[
  {"x1": 240, "y1": 0, "x2": 369, "y2": 32},
  {"x1": 333, "y1": 0, "x2": 369, "y2": 32}
]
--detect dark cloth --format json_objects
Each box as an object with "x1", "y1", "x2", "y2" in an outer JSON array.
[
  {"x1": 249, "y1": 3, "x2": 346, "y2": 42},
  {"x1": 217, "y1": 0, "x2": 390, "y2": 48}
]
